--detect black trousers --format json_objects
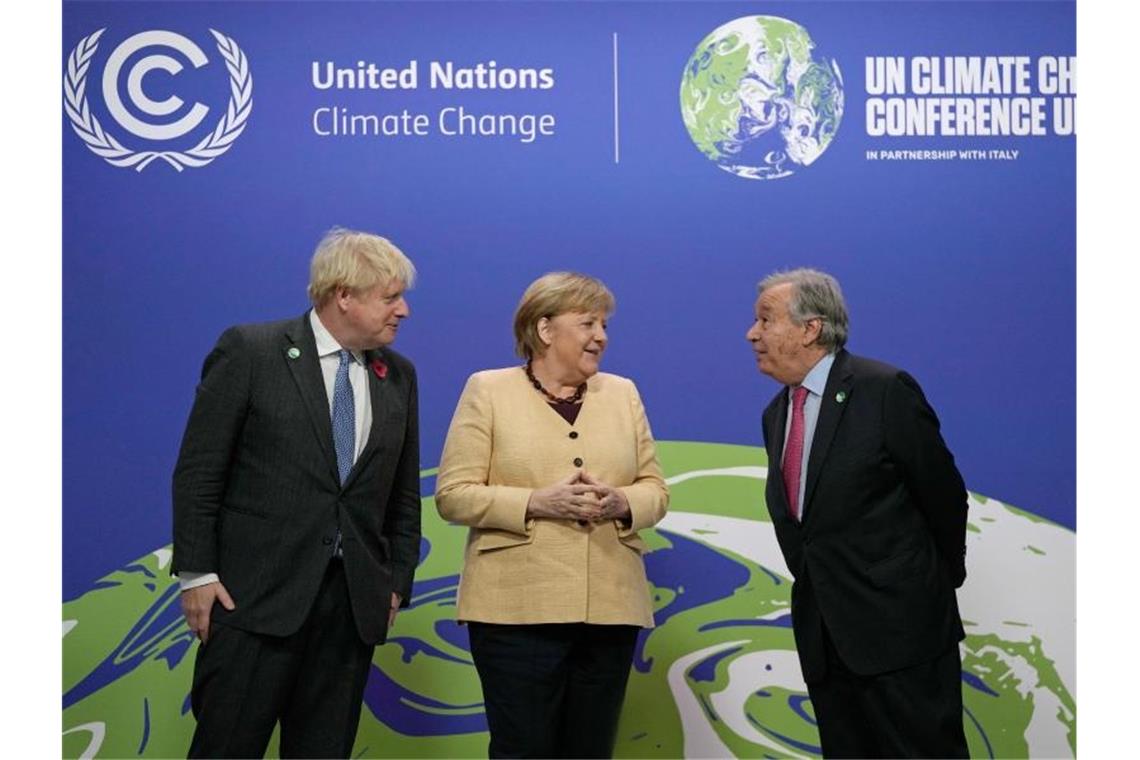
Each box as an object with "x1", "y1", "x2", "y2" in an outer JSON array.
[
  {"x1": 467, "y1": 622, "x2": 640, "y2": 759},
  {"x1": 807, "y1": 626, "x2": 969, "y2": 759},
  {"x1": 188, "y1": 560, "x2": 374, "y2": 759}
]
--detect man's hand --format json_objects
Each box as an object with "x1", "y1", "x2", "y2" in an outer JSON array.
[
  {"x1": 578, "y1": 470, "x2": 632, "y2": 525},
  {"x1": 181, "y1": 581, "x2": 236, "y2": 644},
  {"x1": 525, "y1": 471, "x2": 602, "y2": 521},
  {"x1": 389, "y1": 591, "x2": 403, "y2": 630}
]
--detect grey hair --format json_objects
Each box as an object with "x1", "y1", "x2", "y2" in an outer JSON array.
[{"x1": 758, "y1": 268, "x2": 849, "y2": 351}]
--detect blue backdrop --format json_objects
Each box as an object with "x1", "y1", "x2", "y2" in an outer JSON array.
[{"x1": 63, "y1": 0, "x2": 1075, "y2": 599}]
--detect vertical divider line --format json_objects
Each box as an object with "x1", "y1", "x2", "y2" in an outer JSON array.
[{"x1": 613, "y1": 32, "x2": 620, "y2": 164}]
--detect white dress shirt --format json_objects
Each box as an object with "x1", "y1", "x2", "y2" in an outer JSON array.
[
  {"x1": 310, "y1": 309, "x2": 372, "y2": 462},
  {"x1": 179, "y1": 310, "x2": 373, "y2": 591}
]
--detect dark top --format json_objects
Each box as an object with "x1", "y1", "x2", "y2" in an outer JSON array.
[{"x1": 548, "y1": 400, "x2": 582, "y2": 426}]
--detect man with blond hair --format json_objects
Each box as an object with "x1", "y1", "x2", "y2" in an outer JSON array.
[{"x1": 173, "y1": 228, "x2": 422, "y2": 758}]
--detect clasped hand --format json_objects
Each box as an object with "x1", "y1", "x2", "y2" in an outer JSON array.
[{"x1": 526, "y1": 470, "x2": 631, "y2": 523}]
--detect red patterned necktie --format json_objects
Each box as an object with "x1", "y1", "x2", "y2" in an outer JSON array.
[{"x1": 782, "y1": 386, "x2": 809, "y2": 521}]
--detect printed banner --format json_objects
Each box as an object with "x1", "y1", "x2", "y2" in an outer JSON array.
[{"x1": 63, "y1": 2, "x2": 1076, "y2": 757}]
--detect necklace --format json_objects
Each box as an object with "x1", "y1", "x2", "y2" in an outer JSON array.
[{"x1": 525, "y1": 362, "x2": 586, "y2": 404}]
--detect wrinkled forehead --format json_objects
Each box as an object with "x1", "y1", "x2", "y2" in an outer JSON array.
[{"x1": 756, "y1": 282, "x2": 795, "y2": 313}]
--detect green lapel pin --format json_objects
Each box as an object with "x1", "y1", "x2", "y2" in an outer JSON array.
[
  {"x1": 835, "y1": 391, "x2": 847, "y2": 404},
  {"x1": 287, "y1": 347, "x2": 301, "y2": 359}
]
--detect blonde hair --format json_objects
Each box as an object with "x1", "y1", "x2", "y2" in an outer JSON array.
[
  {"x1": 307, "y1": 227, "x2": 416, "y2": 306},
  {"x1": 513, "y1": 272, "x2": 615, "y2": 359}
]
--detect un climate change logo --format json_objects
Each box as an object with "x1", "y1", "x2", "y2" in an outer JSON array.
[
  {"x1": 64, "y1": 29, "x2": 252, "y2": 171},
  {"x1": 681, "y1": 16, "x2": 843, "y2": 180}
]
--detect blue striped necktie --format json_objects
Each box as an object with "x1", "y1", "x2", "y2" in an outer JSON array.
[{"x1": 332, "y1": 349, "x2": 355, "y2": 484}]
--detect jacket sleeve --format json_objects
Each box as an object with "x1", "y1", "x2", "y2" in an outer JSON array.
[
  {"x1": 171, "y1": 327, "x2": 252, "y2": 575},
  {"x1": 883, "y1": 371, "x2": 969, "y2": 587},
  {"x1": 617, "y1": 379, "x2": 669, "y2": 535},
  {"x1": 435, "y1": 374, "x2": 532, "y2": 536},
  {"x1": 382, "y1": 360, "x2": 422, "y2": 607}
]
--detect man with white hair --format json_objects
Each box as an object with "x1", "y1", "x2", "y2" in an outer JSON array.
[{"x1": 747, "y1": 268, "x2": 969, "y2": 758}]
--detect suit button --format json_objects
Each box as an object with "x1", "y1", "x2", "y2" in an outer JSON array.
[
  {"x1": 322, "y1": 537, "x2": 333, "y2": 545},
  {"x1": 573, "y1": 457, "x2": 583, "y2": 467},
  {"x1": 569, "y1": 431, "x2": 579, "y2": 439},
  {"x1": 577, "y1": 519, "x2": 588, "y2": 527}
]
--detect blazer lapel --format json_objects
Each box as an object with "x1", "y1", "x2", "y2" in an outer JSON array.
[
  {"x1": 765, "y1": 391, "x2": 792, "y2": 517},
  {"x1": 801, "y1": 350, "x2": 854, "y2": 524},
  {"x1": 283, "y1": 314, "x2": 339, "y2": 484},
  {"x1": 346, "y1": 349, "x2": 404, "y2": 486}
]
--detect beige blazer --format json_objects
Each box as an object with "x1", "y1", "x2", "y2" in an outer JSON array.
[{"x1": 435, "y1": 367, "x2": 668, "y2": 627}]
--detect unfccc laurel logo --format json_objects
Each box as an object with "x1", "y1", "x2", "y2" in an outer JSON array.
[{"x1": 64, "y1": 29, "x2": 252, "y2": 171}]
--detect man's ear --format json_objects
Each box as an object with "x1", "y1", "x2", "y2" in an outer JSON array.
[
  {"x1": 801, "y1": 317, "x2": 823, "y2": 347},
  {"x1": 335, "y1": 287, "x2": 352, "y2": 313}
]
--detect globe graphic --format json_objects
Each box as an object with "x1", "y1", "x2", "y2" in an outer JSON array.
[
  {"x1": 681, "y1": 16, "x2": 845, "y2": 179},
  {"x1": 63, "y1": 442, "x2": 1073, "y2": 758}
]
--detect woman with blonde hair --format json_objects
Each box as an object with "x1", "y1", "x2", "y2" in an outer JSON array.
[{"x1": 436, "y1": 272, "x2": 668, "y2": 758}]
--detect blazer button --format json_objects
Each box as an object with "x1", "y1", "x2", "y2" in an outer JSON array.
[
  {"x1": 322, "y1": 537, "x2": 333, "y2": 545},
  {"x1": 573, "y1": 457, "x2": 583, "y2": 467},
  {"x1": 569, "y1": 431, "x2": 579, "y2": 439},
  {"x1": 577, "y1": 519, "x2": 588, "y2": 527}
]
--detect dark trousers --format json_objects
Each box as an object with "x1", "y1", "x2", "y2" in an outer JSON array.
[
  {"x1": 467, "y1": 622, "x2": 640, "y2": 759},
  {"x1": 807, "y1": 626, "x2": 969, "y2": 759},
  {"x1": 188, "y1": 560, "x2": 374, "y2": 759}
]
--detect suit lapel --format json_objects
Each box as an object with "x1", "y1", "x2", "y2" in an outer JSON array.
[
  {"x1": 346, "y1": 349, "x2": 404, "y2": 486},
  {"x1": 283, "y1": 314, "x2": 339, "y2": 484},
  {"x1": 801, "y1": 350, "x2": 854, "y2": 524},
  {"x1": 765, "y1": 391, "x2": 792, "y2": 516}
]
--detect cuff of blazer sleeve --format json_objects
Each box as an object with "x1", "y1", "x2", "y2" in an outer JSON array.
[
  {"x1": 393, "y1": 574, "x2": 414, "y2": 606},
  {"x1": 178, "y1": 572, "x2": 220, "y2": 591},
  {"x1": 617, "y1": 486, "x2": 663, "y2": 535},
  {"x1": 486, "y1": 485, "x2": 534, "y2": 535}
]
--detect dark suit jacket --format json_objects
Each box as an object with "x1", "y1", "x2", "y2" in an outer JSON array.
[
  {"x1": 172, "y1": 313, "x2": 421, "y2": 645},
  {"x1": 762, "y1": 349, "x2": 967, "y2": 683}
]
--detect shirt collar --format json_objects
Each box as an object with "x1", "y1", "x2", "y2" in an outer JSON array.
[
  {"x1": 792, "y1": 352, "x2": 836, "y2": 399},
  {"x1": 309, "y1": 310, "x2": 363, "y2": 363}
]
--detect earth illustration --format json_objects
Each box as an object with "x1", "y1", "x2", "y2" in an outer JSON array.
[
  {"x1": 681, "y1": 16, "x2": 845, "y2": 179},
  {"x1": 63, "y1": 441, "x2": 1074, "y2": 758}
]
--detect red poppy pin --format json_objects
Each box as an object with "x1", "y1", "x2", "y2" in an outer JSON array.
[{"x1": 370, "y1": 357, "x2": 388, "y2": 380}]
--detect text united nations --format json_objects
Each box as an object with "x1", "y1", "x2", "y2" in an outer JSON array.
[{"x1": 311, "y1": 59, "x2": 556, "y2": 142}]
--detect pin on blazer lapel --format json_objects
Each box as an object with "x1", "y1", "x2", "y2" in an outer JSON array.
[{"x1": 800, "y1": 351, "x2": 855, "y2": 525}]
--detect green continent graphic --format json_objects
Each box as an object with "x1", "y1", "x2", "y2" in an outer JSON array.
[
  {"x1": 681, "y1": 32, "x2": 750, "y2": 160},
  {"x1": 680, "y1": 16, "x2": 845, "y2": 179},
  {"x1": 62, "y1": 442, "x2": 1074, "y2": 758}
]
